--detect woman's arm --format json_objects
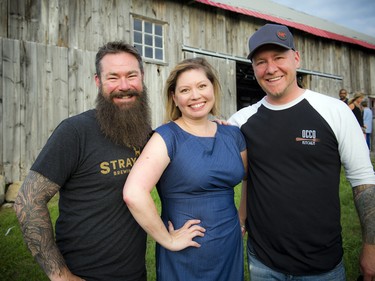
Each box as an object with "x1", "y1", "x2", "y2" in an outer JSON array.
[
  {"x1": 123, "y1": 133, "x2": 205, "y2": 251},
  {"x1": 238, "y1": 150, "x2": 248, "y2": 236}
]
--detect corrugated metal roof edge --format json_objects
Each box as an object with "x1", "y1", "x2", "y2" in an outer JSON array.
[{"x1": 195, "y1": 0, "x2": 375, "y2": 51}]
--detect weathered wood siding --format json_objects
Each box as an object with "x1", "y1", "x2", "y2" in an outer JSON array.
[
  {"x1": 1, "y1": 0, "x2": 375, "y2": 183},
  {"x1": 1, "y1": 39, "x2": 97, "y2": 182}
]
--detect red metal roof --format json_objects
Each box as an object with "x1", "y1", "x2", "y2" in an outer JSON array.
[{"x1": 195, "y1": 0, "x2": 375, "y2": 51}]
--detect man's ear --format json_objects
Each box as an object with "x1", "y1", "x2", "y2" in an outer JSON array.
[
  {"x1": 94, "y1": 73, "x2": 100, "y2": 88},
  {"x1": 294, "y1": 51, "x2": 301, "y2": 68}
]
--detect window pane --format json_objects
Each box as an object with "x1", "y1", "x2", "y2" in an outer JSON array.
[
  {"x1": 144, "y1": 34, "x2": 153, "y2": 46},
  {"x1": 134, "y1": 31, "x2": 142, "y2": 43},
  {"x1": 145, "y1": 22, "x2": 152, "y2": 34},
  {"x1": 155, "y1": 24, "x2": 162, "y2": 36},
  {"x1": 155, "y1": 36, "x2": 162, "y2": 48},
  {"x1": 155, "y1": 48, "x2": 163, "y2": 60},
  {"x1": 145, "y1": 46, "x2": 153, "y2": 58},
  {"x1": 133, "y1": 19, "x2": 164, "y2": 61},
  {"x1": 134, "y1": 19, "x2": 142, "y2": 31},
  {"x1": 134, "y1": 44, "x2": 143, "y2": 56}
]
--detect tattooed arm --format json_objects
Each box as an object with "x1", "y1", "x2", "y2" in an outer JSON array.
[
  {"x1": 353, "y1": 184, "x2": 375, "y2": 281},
  {"x1": 14, "y1": 171, "x2": 84, "y2": 281}
]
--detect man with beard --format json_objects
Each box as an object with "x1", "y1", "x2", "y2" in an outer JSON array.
[{"x1": 14, "y1": 41, "x2": 152, "y2": 281}]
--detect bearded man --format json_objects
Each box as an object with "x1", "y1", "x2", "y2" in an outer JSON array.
[{"x1": 15, "y1": 42, "x2": 152, "y2": 281}]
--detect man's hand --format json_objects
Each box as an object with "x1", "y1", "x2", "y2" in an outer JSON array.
[
  {"x1": 213, "y1": 119, "x2": 230, "y2": 125},
  {"x1": 360, "y1": 243, "x2": 375, "y2": 281}
]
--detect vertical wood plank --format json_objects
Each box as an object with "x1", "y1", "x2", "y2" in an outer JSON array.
[
  {"x1": 8, "y1": 0, "x2": 25, "y2": 40},
  {"x1": 21, "y1": 41, "x2": 38, "y2": 178},
  {"x1": 144, "y1": 64, "x2": 166, "y2": 128},
  {"x1": 0, "y1": 0, "x2": 7, "y2": 37},
  {"x1": 2, "y1": 39, "x2": 21, "y2": 182},
  {"x1": 51, "y1": 45, "x2": 69, "y2": 131},
  {"x1": 68, "y1": 48, "x2": 96, "y2": 116},
  {"x1": 83, "y1": 51, "x2": 97, "y2": 111},
  {"x1": 48, "y1": 0, "x2": 59, "y2": 45}
]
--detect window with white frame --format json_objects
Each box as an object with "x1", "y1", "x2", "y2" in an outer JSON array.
[{"x1": 133, "y1": 17, "x2": 165, "y2": 62}]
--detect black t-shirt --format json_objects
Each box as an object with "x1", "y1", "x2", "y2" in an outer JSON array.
[
  {"x1": 228, "y1": 90, "x2": 364, "y2": 274},
  {"x1": 352, "y1": 105, "x2": 364, "y2": 127},
  {"x1": 241, "y1": 98, "x2": 342, "y2": 274},
  {"x1": 32, "y1": 109, "x2": 147, "y2": 281},
  {"x1": 229, "y1": 90, "x2": 375, "y2": 274}
]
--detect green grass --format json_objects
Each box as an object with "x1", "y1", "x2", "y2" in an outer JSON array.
[
  {"x1": 0, "y1": 198, "x2": 58, "y2": 281},
  {"x1": 0, "y1": 172, "x2": 363, "y2": 281}
]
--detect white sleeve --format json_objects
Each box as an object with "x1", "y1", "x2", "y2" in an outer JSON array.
[
  {"x1": 228, "y1": 101, "x2": 262, "y2": 128},
  {"x1": 306, "y1": 91, "x2": 375, "y2": 187}
]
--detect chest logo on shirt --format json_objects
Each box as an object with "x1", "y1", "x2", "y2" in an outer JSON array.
[
  {"x1": 99, "y1": 147, "x2": 141, "y2": 176},
  {"x1": 295, "y1": 130, "x2": 320, "y2": 146}
]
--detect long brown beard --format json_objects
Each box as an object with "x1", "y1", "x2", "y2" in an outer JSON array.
[{"x1": 95, "y1": 85, "x2": 152, "y2": 148}]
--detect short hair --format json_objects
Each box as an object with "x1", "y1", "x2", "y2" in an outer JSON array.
[
  {"x1": 339, "y1": 88, "x2": 347, "y2": 95},
  {"x1": 164, "y1": 57, "x2": 221, "y2": 121},
  {"x1": 95, "y1": 41, "x2": 143, "y2": 77}
]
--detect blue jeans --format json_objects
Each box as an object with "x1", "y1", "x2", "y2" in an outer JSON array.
[
  {"x1": 247, "y1": 242, "x2": 346, "y2": 281},
  {"x1": 366, "y1": 133, "x2": 371, "y2": 150}
]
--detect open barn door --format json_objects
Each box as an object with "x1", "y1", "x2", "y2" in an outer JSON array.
[{"x1": 236, "y1": 61, "x2": 265, "y2": 110}]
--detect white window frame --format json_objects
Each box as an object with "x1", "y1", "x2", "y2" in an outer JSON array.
[{"x1": 132, "y1": 15, "x2": 167, "y2": 64}]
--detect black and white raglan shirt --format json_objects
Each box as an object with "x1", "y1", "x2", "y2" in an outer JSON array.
[{"x1": 228, "y1": 90, "x2": 375, "y2": 274}]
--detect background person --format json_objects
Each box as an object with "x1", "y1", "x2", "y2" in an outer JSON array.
[
  {"x1": 228, "y1": 23, "x2": 375, "y2": 281},
  {"x1": 14, "y1": 41, "x2": 152, "y2": 281},
  {"x1": 339, "y1": 88, "x2": 349, "y2": 104},
  {"x1": 362, "y1": 99, "x2": 373, "y2": 150},
  {"x1": 349, "y1": 92, "x2": 365, "y2": 133},
  {"x1": 124, "y1": 57, "x2": 247, "y2": 281}
]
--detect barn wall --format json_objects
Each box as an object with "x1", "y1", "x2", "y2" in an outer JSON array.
[{"x1": 1, "y1": 0, "x2": 375, "y2": 183}]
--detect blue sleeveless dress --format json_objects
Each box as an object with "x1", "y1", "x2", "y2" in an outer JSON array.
[{"x1": 154, "y1": 122, "x2": 245, "y2": 281}]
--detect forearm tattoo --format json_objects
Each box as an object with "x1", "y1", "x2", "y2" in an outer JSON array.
[
  {"x1": 14, "y1": 171, "x2": 67, "y2": 277},
  {"x1": 353, "y1": 184, "x2": 375, "y2": 244}
]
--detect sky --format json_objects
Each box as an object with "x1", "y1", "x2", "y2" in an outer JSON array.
[{"x1": 271, "y1": 0, "x2": 375, "y2": 38}]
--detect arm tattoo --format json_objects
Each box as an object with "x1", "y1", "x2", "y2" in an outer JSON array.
[
  {"x1": 353, "y1": 184, "x2": 375, "y2": 244},
  {"x1": 14, "y1": 171, "x2": 67, "y2": 277}
]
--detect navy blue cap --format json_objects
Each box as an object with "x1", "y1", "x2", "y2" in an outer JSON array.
[{"x1": 247, "y1": 24, "x2": 295, "y2": 61}]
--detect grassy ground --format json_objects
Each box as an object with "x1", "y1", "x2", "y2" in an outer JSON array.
[{"x1": 0, "y1": 171, "x2": 363, "y2": 280}]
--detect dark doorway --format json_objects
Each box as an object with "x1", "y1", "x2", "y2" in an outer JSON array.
[{"x1": 236, "y1": 61, "x2": 265, "y2": 110}]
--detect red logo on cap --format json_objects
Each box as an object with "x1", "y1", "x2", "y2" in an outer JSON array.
[{"x1": 277, "y1": 31, "x2": 287, "y2": 40}]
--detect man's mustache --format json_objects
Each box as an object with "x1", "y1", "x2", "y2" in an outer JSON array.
[{"x1": 110, "y1": 90, "x2": 141, "y2": 99}]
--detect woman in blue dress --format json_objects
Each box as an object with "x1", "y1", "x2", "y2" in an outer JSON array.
[{"x1": 123, "y1": 57, "x2": 247, "y2": 281}]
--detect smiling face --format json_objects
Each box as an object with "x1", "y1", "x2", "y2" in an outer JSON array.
[
  {"x1": 252, "y1": 44, "x2": 302, "y2": 105},
  {"x1": 95, "y1": 52, "x2": 144, "y2": 109},
  {"x1": 172, "y1": 68, "x2": 215, "y2": 121}
]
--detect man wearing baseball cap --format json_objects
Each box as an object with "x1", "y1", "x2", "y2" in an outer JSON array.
[
  {"x1": 230, "y1": 23, "x2": 375, "y2": 280},
  {"x1": 247, "y1": 23, "x2": 295, "y2": 61}
]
